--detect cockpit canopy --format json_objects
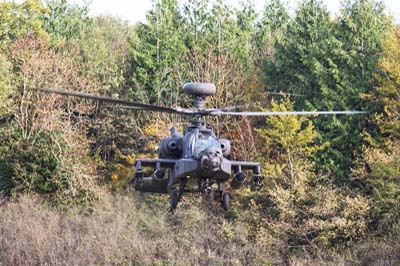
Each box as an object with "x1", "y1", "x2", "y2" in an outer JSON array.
[
  {"x1": 196, "y1": 132, "x2": 220, "y2": 149},
  {"x1": 188, "y1": 130, "x2": 221, "y2": 157}
]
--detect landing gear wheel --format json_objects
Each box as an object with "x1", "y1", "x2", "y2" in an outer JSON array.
[
  {"x1": 132, "y1": 172, "x2": 144, "y2": 189},
  {"x1": 170, "y1": 192, "x2": 178, "y2": 212},
  {"x1": 170, "y1": 179, "x2": 188, "y2": 213},
  {"x1": 222, "y1": 192, "x2": 230, "y2": 211}
]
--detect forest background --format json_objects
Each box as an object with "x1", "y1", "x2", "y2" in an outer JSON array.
[{"x1": 0, "y1": 0, "x2": 399, "y2": 265}]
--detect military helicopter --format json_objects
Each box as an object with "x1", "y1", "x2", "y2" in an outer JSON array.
[{"x1": 37, "y1": 83, "x2": 365, "y2": 212}]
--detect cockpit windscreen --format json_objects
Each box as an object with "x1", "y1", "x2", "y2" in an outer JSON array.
[{"x1": 195, "y1": 132, "x2": 220, "y2": 149}]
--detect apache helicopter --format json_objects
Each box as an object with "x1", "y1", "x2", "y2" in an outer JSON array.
[{"x1": 37, "y1": 83, "x2": 365, "y2": 212}]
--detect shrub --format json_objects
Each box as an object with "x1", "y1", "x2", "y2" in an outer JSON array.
[
  {"x1": 0, "y1": 127, "x2": 100, "y2": 206},
  {"x1": 236, "y1": 98, "x2": 373, "y2": 250},
  {"x1": 352, "y1": 140, "x2": 400, "y2": 231}
]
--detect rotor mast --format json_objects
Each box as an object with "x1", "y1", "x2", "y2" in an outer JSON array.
[{"x1": 183, "y1": 82, "x2": 216, "y2": 125}]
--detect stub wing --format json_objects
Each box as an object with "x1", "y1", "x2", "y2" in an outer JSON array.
[
  {"x1": 133, "y1": 158, "x2": 177, "y2": 194},
  {"x1": 134, "y1": 158, "x2": 177, "y2": 170},
  {"x1": 230, "y1": 161, "x2": 261, "y2": 174}
]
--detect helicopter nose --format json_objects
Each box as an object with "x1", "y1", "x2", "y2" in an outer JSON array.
[
  {"x1": 200, "y1": 154, "x2": 221, "y2": 171},
  {"x1": 211, "y1": 156, "x2": 220, "y2": 169}
]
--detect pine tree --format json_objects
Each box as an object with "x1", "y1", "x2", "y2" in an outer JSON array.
[
  {"x1": 338, "y1": 0, "x2": 387, "y2": 94},
  {"x1": 257, "y1": 0, "x2": 289, "y2": 58},
  {"x1": 182, "y1": 0, "x2": 210, "y2": 51},
  {"x1": 262, "y1": 0, "x2": 389, "y2": 178},
  {"x1": 264, "y1": 0, "x2": 334, "y2": 101},
  {"x1": 129, "y1": 0, "x2": 187, "y2": 105},
  {"x1": 41, "y1": 0, "x2": 92, "y2": 43}
]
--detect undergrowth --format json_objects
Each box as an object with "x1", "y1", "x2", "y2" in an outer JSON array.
[{"x1": 0, "y1": 192, "x2": 398, "y2": 266}]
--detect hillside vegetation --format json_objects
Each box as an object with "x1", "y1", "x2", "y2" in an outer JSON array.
[{"x1": 0, "y1": 0, "x2": 399, "y2": 265}]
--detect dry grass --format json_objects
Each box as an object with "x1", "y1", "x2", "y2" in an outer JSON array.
[
  {"x1": 0, "y1": 193, "x2": 398, "y2": 266},
  {"x1": 0, "y1": 193, "x2": 278, "y2": 266},
  {"x1": 290, "y1": 238, "x2": 400, "y2": 266}
]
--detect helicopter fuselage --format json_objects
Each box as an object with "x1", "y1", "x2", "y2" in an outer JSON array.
[{"x1": 133, "y1": 120, "x2": 262, "y2": 195}]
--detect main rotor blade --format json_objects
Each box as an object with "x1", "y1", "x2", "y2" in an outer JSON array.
[
  {"x1": 214, "y1": 93, "x2": 304, "y2": 112},
  {"x1": 103, "y1": 105, "x2": 197, "y2": 114},
  {"x1": 265, "y1": 91, "x2": 304, "y2": 97},
  {"x1": 210, "y1": 110, "x2": 367, "y2": 116},
  {"x1": 35, "y1": 88, "x2": 190, "y2": 114},
  {"x1": 103, "y1": 105, "x2": 152, "y2": 110}
]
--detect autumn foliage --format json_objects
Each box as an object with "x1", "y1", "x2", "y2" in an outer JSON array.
[{"x1": 0, "y1": 0, "x2": 399, "y2": 265}]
